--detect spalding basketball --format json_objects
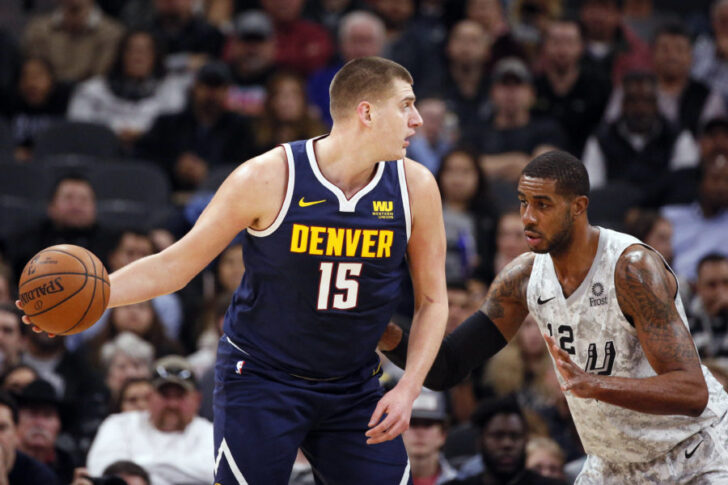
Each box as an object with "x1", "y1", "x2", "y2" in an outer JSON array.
[{"x1": 18, "y1": 244, "x2": 110, "y2": 335}]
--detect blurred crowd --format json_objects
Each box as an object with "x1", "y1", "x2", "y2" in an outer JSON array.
[{"x1": 0, "y1": 0, "x2": 727, "y2": 484}]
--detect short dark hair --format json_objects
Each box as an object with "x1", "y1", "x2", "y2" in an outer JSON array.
[
  {"x1": 49, "y1": 173, "x2": 94, "y2": 200},
  {"x1": 521, "y1": 150, "x2": 590, "y2": 197},
  {"x1": 623, "y1": 208, "x2": 663, "y2": 242},
  {"x1": 472, "y1": 394, "x2": 526, "y2": 430},
  {"x1": 103, "y1": 460, "x2": 151, "y2": 485},
  {"x1": 329, "y1": 56, "x2": 413, "y2": 121},
  {"x1": 0, "y1": 391, "x2": 19, "y2": 424},
  {"x1": 697, "y1": 253, "x2": 728, "y2": 276},
  {"x1": 652, "y1": 20, "x2": 691, "y2": 45}
]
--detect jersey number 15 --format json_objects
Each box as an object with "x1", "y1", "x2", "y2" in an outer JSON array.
[{"x1": 317, "y1": 262, "x2": 363, "y2": 310}]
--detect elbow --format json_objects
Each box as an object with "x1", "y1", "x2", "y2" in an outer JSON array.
[{"x1": 686, "y1": 385, "x2": 709, "y2": 418}]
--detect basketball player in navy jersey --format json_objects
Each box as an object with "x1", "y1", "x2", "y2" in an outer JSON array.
[
  {"x1": 380, "y1": 151, "x2": 728, "y2": 483},
  {"x1": 19, "y1": 57, "x2": 448, "y2": 484}
]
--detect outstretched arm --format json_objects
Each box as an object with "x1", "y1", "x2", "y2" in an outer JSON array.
[
  {"x1": 547, "y1": 245, "x2": 708, "y2": 417},
  {"x1": 380, "y1": 252, "x2": 533, "y2": 390}
]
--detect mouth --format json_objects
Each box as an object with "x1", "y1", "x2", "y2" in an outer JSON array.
[{"x1": 524, "y1": 229, "x2": 542, "y2": 246}]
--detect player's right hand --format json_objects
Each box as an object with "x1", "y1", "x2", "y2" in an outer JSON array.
[{"x1": 15, "y1": 300, "x2": 55, "y2": 337}]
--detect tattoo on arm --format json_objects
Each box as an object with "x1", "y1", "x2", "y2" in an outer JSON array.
[
  {"x1": 481, "y1": 253, "x2": 533, "y2": 339},
  {"x1": 616, "y1": 248, "x2": 700, "y2": 371}
]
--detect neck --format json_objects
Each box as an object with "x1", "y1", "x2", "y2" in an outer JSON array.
[
  {"x1": 410, "y1": 454, "x2": 440, "y2": 479},
  {"x1": 28, "y1": 346, "x2": 62, "y2": 360},
  {"x1": 314, "y1": 128, "x2": 383, "y2": 198},
  {"x1": 19, "y1": 444, "x2": 54, "y2": 464},
  {"x1": 550, "y1": 224, "x2": 600, "y2": 295},
  {"x1": 546, "y1": 63, "x2": 579, "y2": 95}
]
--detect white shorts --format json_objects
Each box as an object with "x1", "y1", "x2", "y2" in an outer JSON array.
[{"x1": 576, "y1": 412, "x2": 728, "y2": 484}]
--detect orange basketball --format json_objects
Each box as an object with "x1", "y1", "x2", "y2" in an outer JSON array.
[{"x1": 18, "y1": 244, "x2": 110, "y2": 335}]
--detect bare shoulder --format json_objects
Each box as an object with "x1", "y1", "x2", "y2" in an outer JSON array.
[
  {"x1": 402, "y1": 157, "x2": 437, "y2": 194},
  {"x1": 490, "y1": 252, "x2": 536, "y2": 298},
  {"x1": 615, "y1": 244, "x2": 677, "y2": 318},
  {"x1": 228, "y1": 146, "x2": 287, "y2": 188}
]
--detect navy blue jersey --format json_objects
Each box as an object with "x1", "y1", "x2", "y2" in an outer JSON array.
[{"x1": 223, "y1": 137, "x2": 411, "y2": 378}]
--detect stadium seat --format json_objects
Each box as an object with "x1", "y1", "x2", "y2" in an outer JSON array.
[
  {"x1": 0, "y1": 119, "x2": 13, "y2": 161},
  {"x1": 33, "y1": 121, "x2": 121, "y2": 160},
  {"x1": 0, "y1": 163, "x2": 49, "y2": 200},
  {"x1": 488, "y1": 179, "x2": 519, "y2": 212},
  {"x1": 0, "y1": 195, "x2": 45, "y2": 242},
  {"x1": 89, "y1": 160, "x2": 170, "y2": 206}
]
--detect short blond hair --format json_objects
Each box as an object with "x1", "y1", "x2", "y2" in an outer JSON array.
[{"x1": 329, "y1": 56, "x2": 413, "y2": 121}]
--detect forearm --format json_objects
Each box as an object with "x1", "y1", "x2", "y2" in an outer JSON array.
[
  {"x1": 398, "y1": 302, "x2": 448, "y2": 392},
  {"x1": 108, "y1": 251, "x2": 191, "y2": 308},
  {"x1": 585, "y1": 370, "x2": 708, "y2": 417},
  {"x1": 384, "y1": 311, "x2": 508, "y2": 390}
]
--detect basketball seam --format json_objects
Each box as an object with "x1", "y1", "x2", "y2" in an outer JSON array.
[
  {"x1": 61, "y1": 251, "x2": 99, "y2": 335},
  {"x1": 19, "y1": 272, "x2": 110, "y2": 286},
  {"x1": 23, "y1": 249, "x2": 89, "y2": 318}
]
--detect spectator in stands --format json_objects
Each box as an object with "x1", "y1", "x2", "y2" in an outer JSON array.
[
  {"x1": 260, "y1": 0, "x2": 334, "y2": 76},
  {"x1": 525, "y1": 437, "x2": 566, "y2": 481},
  {"x1": 533, "y1": 18, "x2": 611, "y2": 155},
  {"x1": 15, "y1": 379, "x2": 77, "y2": 484},
  {"x1": 0, "y1": 365, "x2": 38, "y2": 396},
  {"x1": 662, "y1": 149, "x2": 728, "y2": 281},
  {"x1": 693, "y1": 0, "x2": 728, "y2": 105},
  {"x1": 72, "y1": 459, "x2": 150, "y2": 485},
  {"x1": 0, "y1": 57, "x2": 72, "y2": 162},
  {"x1": 0, "y1": 391, "x2": 59, "y2": 484},
  {"x1": 371, "y1": 0, "x2": 442, "y2": 96},
  {"x1": 99, "y1": 332, "x2": 154, "y2": 406},
  {"x1": 582, "y1": 71, "x2": 699, "y2": 191},
  {"x1": 67, "y1": 29, "x2": 191, "y2": 149},
  {"x1": 307, "y1": 10, "x2": 387, "y2": 126},
  {"x1": 621, "y1": 0, "x2": 676, "y2": 43},
  {"x1": 0, "y1": 304, "x2": 26, "y2": 377},
  {"x1": 445, "y1": 396, "x2": 566, "y2": 485},
  {"x1": 689, "y1": 254, "x2": 728, "y2": 358},
  {"x1": 135, "y1": 61, "x2": 257, "y2": 192},
  {"x1": 605, "y1": 21, "x2": 726, "y2": 136},
  {"x1": 22, "y1": 0, "x2": 124, "y2": 83},
  {"x1": 493, "y1": 210, "x2": 529, "y2": 275},
  {"x1": 465, "y1": 0, "x2": 526, "y2": 68},
  {"x1": 446, "y1": 282, "x2": 476, "y2": 336},
  {"x1": 423, "y1": 20, "x2": 492, "y2": 141},
  {"x1": 578, "y1": 0, "x2": 651, "y2": 86},
  {"x1": 116, "y1": 378, "x2": 154, "y2": 414},
  {"x1": 226, "y1": 10, "x2": 277, "y2": 117},
  {"x1": 7, "y1": 174, "x2": 117, "y2": 282},
  {"x1": 476, "y1": 58, "x2": 567, "y2": 183},
  {"x1": 436, "y1": 148, "x2": 499, "y2": 284},
  {"x1": 88, "y1": 302, "x2": 183, "y2": 364},
  {"x1": 0, "y1": 266, "x2": 12, "y2": 304},
  {"x1": 86, "y1": 355, "x2": 214, "y2": 485},
  {"x1": 402, "y1": 389, "x2": 458, "y2": 485},
  {"x1": 138, "y1": 0, "x2": 224, "y2": 73},
  {"x1": 253, "y1": 71, "x2": 327, "y2": 152},
  {"x1": 406, "y1": 96, "x2": 457, "y2": 175},
  {"x1": 623, "y1": 208, "x2": 675, "y2": 265},
  {"x1": 508, "y1": 0, "x2": 563, "y2": 64}
]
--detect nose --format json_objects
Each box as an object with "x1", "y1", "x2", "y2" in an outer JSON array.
[
  {"x1": 521, "y1": 204, "x2": 537, "y2": 226},
  {"x1": 410, "y1": 106, "x2": 423, "y2": 127}
]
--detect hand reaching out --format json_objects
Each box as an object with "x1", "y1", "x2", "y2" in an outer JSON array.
[{"x1": 544, "y1": 334, "x2": 596, "y2": 399}]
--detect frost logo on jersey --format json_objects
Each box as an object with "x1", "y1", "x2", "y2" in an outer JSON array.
[
  {"x1": 589, "y1": 282, "x2": 607, "y2": 307},
  {"x1": 235, "y1": 360, "x2": 245, "y2": 374},
  {"x1": 372, "y1": 200, "x2": 394, "y2": 219}
]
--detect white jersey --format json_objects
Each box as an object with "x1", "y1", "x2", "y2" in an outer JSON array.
[{"x1": 526, "y1": 227, "x2": 728, "y2": 463}]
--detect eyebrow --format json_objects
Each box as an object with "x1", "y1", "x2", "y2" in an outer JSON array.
[
  {"x1": 517, "y1": 191, "x2": 554, "y2": 202},
  {"x1": 401, "y1": 95, "x2": 416, "y2": 103}
]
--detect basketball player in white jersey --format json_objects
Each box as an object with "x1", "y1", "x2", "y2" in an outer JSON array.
[{"x1": 378, "y1": 150, "x2": 728, "y2": 483}]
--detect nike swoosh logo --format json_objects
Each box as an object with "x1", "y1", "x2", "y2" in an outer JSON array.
[
  {"x1": 299, "y1": 197, "x2": 326, "y2": 207},
  {"x1": 685, "y1": 439, "x2": 703, "y2": 459},
  {"x1": 537, "y1": 296, "x2": 555, "y2": 305}
]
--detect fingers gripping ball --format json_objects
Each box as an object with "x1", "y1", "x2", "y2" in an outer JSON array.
[{"x1": 18, "y1": 245, "x2": 110, "y2": 335}]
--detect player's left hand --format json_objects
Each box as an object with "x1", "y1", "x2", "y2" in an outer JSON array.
[
  {"x1": 544, "y1": 334, "x2": 596, "y2": 399},
  {"x1": 365, "y1": 381, "x2": 418, "y2": 445}
]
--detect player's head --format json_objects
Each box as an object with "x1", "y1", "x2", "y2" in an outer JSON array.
[
  {"x1": 47, "y1": 173, "x2": 96, "y2": 229},
  {"x1": 518, "y1": 150, "x2": 590, "y2": 255},
  {"x1": 329, "y1": 56, "x2": 422, "y2": 159},
  {"x1": 473, "y1": 395, "x2": 528, "y2": 481}
]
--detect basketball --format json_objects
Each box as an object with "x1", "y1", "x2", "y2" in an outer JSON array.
[{"x1": 18, "y1": 244, "x2": 110, "y2": 335}]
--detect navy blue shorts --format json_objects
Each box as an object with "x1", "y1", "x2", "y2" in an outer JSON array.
[{"x1": 213, "y1": 336, "x2": 412, "y2": 485}]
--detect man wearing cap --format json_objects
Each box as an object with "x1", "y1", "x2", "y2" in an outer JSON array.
[
  {"x1": 0, "y1": 391, "x2": 59, "y2": 485},
  {"x1": 15, "y1": 379, "x2": 77, "y2": 484},
  {"x1": 402, "y1": 389, "x2": 457, "y2": 485},
  {"x1": 476, "y1": 57, "x2": 567, "y2": 183},
  {"x1": 227, "y1": 10, "x2": 277, "y2": 117},
  {"x1": 135, "y1": 60, "x2": 257, "y2": 192},
  {"x1": 86, "y1": 356, "x2": 213, "y2": 485}
]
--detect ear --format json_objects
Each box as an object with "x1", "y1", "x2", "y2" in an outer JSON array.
[
  {"x1": 572, "y1": 194, "x2": 589, "y2": 216},
  {"x1": 356, "y1": 101, "x2": 373, "y2": 126}
]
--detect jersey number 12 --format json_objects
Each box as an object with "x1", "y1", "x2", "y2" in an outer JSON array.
[{"x1": 317, "y1": 262, "x2": 362, "y2": 310}]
